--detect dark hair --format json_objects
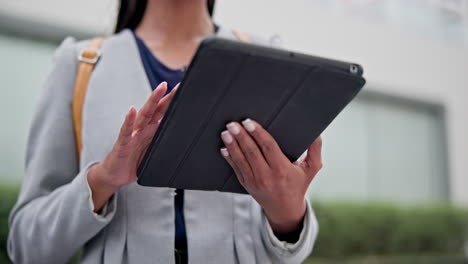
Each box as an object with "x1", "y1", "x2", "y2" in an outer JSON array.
[{"x1": 115, "y1": 0, "x2": 216, "y2": 33}]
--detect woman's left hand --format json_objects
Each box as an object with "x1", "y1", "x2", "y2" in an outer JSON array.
[{"x1": 220, "y1": 119, "x2": 322, "y2": 235}]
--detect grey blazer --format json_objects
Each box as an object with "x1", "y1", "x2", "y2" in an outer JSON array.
[{"x1": 8, "y1": 28, "x2": 318, "y2": 264}]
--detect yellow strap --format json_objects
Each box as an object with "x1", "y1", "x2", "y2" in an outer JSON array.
[
  {"x1": 72, "y1": 37, "x2": 104, "y2": 159},
  {"x1": 233, "y1": 30, "x2": 252, "y2": 43}
]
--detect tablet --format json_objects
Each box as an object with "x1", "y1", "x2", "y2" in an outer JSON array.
[{"x1": 137, "y1": 36, "x2": 366, "y2": 194}]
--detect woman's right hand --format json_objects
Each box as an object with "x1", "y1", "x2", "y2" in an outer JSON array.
[{"x1": 87, "y1": 81, "x2": 177, "y2": 212}]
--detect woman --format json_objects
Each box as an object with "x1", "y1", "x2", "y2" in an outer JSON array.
[{"x1": 8, "y1": 0, "x2": 322, "y2": 263}]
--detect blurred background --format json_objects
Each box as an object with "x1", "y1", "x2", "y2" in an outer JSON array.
[{"x1": 0, "y1": 0, "x2": 467, "y2": 263}]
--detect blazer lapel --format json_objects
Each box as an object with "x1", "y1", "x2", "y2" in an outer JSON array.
[
  {"x1": 85, "y1": 30, "x2": 177, "y2": 264},
  {"x1": 81, "y1": 29, "x2": 152, "y2": 165}
]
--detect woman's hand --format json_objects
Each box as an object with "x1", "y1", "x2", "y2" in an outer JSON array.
[
  {"x1": 220, "y1": 119, "x2": 322, "y2": 235},
  {"x1": 87, "y1": 82, "x2": 178, "y2": 212}
]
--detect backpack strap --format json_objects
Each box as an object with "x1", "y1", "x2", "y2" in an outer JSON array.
[
  {"x1": 72, "y1": 37, "x2": 104, "y2": 159},
  {"x1": 233, "y1": 30, "x2": 252, "y2": 43}
]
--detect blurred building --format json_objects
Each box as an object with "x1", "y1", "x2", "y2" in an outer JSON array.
[{"x1": 0, "y1": 0, "x2": 467, "y2": 205}]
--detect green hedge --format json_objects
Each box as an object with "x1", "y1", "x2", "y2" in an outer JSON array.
[
  {"x1": 0, "y1": 185, "x2": 19, "y2": 264},
  {"x1": 1, "y1": 186, "x2": 467, "y2": 263},
  {"x1": 311, "y1": 202, "x2": 468, "y2": 258}
]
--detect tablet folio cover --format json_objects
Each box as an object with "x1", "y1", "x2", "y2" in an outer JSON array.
[{"x1": 137, "y1": 37, "x2": 366, "y2": 194}]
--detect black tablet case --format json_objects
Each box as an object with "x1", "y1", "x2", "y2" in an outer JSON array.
[{"x1": 137, "y1": 37, "x2": 366, "y2": 194}]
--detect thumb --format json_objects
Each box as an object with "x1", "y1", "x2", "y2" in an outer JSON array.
[{"x1": 297, "y1": 136, "x2": 323, "y2": 176}]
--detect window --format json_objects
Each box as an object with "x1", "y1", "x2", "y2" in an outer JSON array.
[
  {"x1": 309, "y1": 91, "x2": 449, "y2": 203},
  {"x1": 316, "y1": 0, "x2": 468, "y2": 45}
]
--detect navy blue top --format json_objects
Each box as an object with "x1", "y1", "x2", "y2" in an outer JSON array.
[{"x1": 133, "y1": 33, "x2": 187, "y2": 251}]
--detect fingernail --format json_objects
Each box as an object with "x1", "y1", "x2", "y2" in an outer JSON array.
[
  {"x1": 241, "y1": 118, "x2": 255, "y2": 132},
  {"x1": 226, "y1": 122, "x2": 240, "y2": 135},
  {"x1": 220, "y1": 148, "x2": 229, "y2": 157},
  {"x1": 157, "y1": 82, "x2": 167, "y2": 89},
  {"x1": 221, "y1": 131, "x2": 233, "y2": 144},
  {"x1": 127, "y1": 106, "x2": 135, "y2": 117}
]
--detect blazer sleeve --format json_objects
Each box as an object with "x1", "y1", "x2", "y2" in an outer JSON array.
[
  {"x1": 7, "y1": 37, "x2": 117, "y2": 264},
  {"x1": 260, "y1": 199, "x2": 319, "y2": 264}
]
